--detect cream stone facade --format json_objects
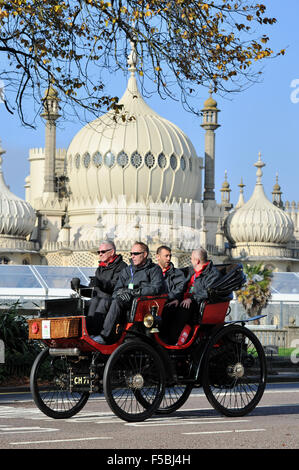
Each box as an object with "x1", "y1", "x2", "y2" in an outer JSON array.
[{"x1": 1, "y1": 45, "x2": 299, "y2": 270}]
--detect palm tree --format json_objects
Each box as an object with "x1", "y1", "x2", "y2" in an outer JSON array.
[{"x1": 235, "y1": 264, "x2": 273, "y2": 321}]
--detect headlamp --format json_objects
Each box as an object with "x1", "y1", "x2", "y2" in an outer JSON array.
[{"x1": 143, "y1": 314, "x2": 154, "y2": 328}]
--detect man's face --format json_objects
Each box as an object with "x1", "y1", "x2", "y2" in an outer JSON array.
[
  {"x1": 156, "y1": 249, "x2": 171, "y2": 270},
  {"x1": 191, "y1": 252, "x2": 199, "y2": 270},
  {"x1": 130, "y1": 244, "x2": 147, "y2": 266},
  {"x1": 98, "y1": 243, "x2": 115, "y2": 263}
]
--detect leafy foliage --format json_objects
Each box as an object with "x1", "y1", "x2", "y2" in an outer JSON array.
[
  {"x1": 235, "y1": 264, "x2": 273, "y2": 317},
  {"x1": 0, "y1": 302, "x2": 42, "y2": 383},
  {"x1": 0, "y1": 0, "x2": 284, "y2": 126}
]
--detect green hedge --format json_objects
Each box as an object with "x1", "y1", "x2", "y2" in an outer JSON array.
[{"x1": 0, "y1": 303, "x2": 42, "y2": 384}]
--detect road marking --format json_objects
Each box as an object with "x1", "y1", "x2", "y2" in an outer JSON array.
[
  {"x1": 183, "y1": 428, "x2": 265, "y2": 435},
  {"x1": 10, "y1": 436, "x2": 113, "y2": 445},
  {"x1": 0, "y1": 426, "x2": 59, "y2": 434},
  {"x1": 126, "y1": 418, "x2": 249, "y2": 427}
]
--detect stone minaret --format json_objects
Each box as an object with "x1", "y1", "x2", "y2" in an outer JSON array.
[
  {"x1": 220, "y1": 169, "x2": 233, "y2": 214},
  {"x1": 272, "y1": 173, "x2": 283, "y2": 209},
  {"x1": 201, "y1": 88, "x2": 220, "y2": 201},
  {"x1": 40, "y1": 86, "x2": 60, "y2": 195}
]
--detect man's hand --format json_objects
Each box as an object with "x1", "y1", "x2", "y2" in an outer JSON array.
[
  {"x1": 166, "y1": 299, "x2": 179, "y2": 308},
  {"x1": 117, "y1": 291, "x2": 132, "y2": 304},
  {"x1": 180, "y1": 298, "x2": 192, "y2": 309}
]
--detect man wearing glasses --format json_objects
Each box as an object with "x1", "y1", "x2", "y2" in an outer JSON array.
[
  {"x1": 72, "y1": 241, "x2": 127, "y2": 335},
  {"x1": 91, "y1": 241, "x2": 165, "y2": 344}
]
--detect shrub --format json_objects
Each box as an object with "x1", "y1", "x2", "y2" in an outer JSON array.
[
  {"x1": 0, "y1": 302, "x2": 42, "y2": 384},
  {"x1": 235, "y1": 264, "x2": 273, "y2": 318}
]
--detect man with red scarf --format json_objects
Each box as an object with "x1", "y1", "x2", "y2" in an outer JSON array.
[
  {"x1": 71, "y1": 241, "x2": 126, "y2": 335},
  {"x1": 181, "y1": 247, "x2": 221, "y2": 311},
  {"x1": 161, "y1": 247, "x2": 221, "y2": 344}
]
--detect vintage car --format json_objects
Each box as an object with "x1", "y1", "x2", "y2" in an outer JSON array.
[{"x1": 28, "y1": 263, "x2": 267, "y2": 422}]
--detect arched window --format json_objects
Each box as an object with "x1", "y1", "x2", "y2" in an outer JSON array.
[
  {"x1": 145, "y1": 152, "x2": 155, "y2": 169},
  {"x1": 131, "y1": 151, "x2": 142, "y2": 168},
  {"x1": 92, "y1": 151, "x2": 102, "y2": 168},
  {"x1": 158, "y1": 153, "x2": 167, "y2": 169}
]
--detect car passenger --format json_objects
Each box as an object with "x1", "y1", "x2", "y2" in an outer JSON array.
[
  {"x1": 91, "y1": 241, "x2": 165, "y2": 344},
  {"x1": 180, "y1": 247, "x2": 222, "y2": 321},
  {"x1": 155, "y1": 245, "x2": 186, "y2": 344}
]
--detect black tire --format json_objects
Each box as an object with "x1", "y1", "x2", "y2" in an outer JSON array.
[
  {"x1": 30, "y1": 348, "x2": 89, "y2": 419},
  {"x1": 103, "y1": 341, "x2": 165, "y2": 422},
  {"x1": 202, "y1": 324, "x2": 267, "y2": 417},
  {"x1": 156, "y1": 384, "x2": 193, "y2": 414}
]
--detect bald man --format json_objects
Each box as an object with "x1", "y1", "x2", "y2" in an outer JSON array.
[
  {"x1": 163, "y1": 247, "x2": 221, "y2": 344},
  {"x1": 181, "y1": 247, "x2": 221, "y2": 309}
]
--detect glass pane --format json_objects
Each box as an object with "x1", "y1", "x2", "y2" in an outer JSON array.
[
  {"x1": 271, "y1": 273, "x2": 299, "y2": 294},
  {"x1": 104, "y1": 151, "x2": 115, "y2": 168},
  {"x1": 0, "y1": 266, "x2": 42, "y2": 288},
  {"x1": 33, "y1": 266, "x2": 88, "y2": 289},
  {"x1": 79, "y1": 267, "x2": 96, "y2": 282}
]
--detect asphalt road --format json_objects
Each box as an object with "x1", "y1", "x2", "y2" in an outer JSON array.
[{"x1": 0, "y1": 383, "x2": 298, "y2": 454}]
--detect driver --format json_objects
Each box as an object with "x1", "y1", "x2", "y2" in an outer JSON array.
[
  {"x1": 71, "y1": 240, "x2": 126, "y2": 335},
  {"x1": 91, "y1": 241, "x2": 165, "y2": 344}
]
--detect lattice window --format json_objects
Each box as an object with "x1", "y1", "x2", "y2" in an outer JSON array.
[
  {"x1": 104, "y1": 151, "x2": 115, "y2": 168},
  {"x1": 170, "y1": 154, "x2": 177, "y2": 170},
  {"x1": 93, "y1": 151, "x2": 102, "y2": 168},
  {"x1": 83, "y1": 152, "x2": 91, "y2": 168},
  {"x1": 117, "y1": 151, "x2": 129, "y2": 168},
  {"x1": 131, "y1": 151, "x2": 142, "y2": 168},
  {"x1": 45, "y1": 253, "x2": 63, "y2": 266},
  {"x1": 75, "y1": 153, "x2": 80, "y2": 169},
  {"x1": 158, "y1": 153, "x2": 166, "y2": 169},
  {"x1": 177, "y1": 254, "x2": 191, "y2": 268},
  {"x1": 145, "y1": 152, "x2": 155, "y2": 169}
]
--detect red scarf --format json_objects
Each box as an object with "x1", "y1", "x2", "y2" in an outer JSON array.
[
  {"x1": 99, "y1": 255, "x2": 118, "y2": 267},
  {"x1": 162, "y1": 265, "x2": 171, "y2": 277},
  {"x1": 184, "y1": 261, "x2": 210, "y2": 299}
]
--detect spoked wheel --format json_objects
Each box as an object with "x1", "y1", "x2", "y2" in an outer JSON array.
[
  {"x1": 30, "y1": 348, "x2": 90, "y2": 419},
  {"x1": 156, "y1": 384, "x2": 193, "y2": 414},
  {"x1": 202, "y1": 324, "x2": 267, "y2": 417},
  {"x1": 103, "y1": 341, "x2": 165, "y2": 422}
]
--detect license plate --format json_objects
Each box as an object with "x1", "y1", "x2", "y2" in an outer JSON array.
[{"x1": 70, "y1": 374, "x2": 90, "y2": 387}]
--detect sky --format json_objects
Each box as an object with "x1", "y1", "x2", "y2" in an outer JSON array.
[{"x1": 0, "y1": 0, "x2": 298, "y2": 207}]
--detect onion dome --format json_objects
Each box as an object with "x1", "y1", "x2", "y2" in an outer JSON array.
[
  {"x1": 0, "y1": 144, "x2": 36, "y2": 238},
  {"x1": 203, "y1": 93, "x2": 218, "y2": 109},
  {"x1": 224, "y1": 153, "x2": 294, "y2": 245},
  {"x1": 66, "y1": 44, "x2": 201, "y2": 204}
]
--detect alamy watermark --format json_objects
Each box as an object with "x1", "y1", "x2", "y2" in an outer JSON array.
[
  {"x1": 290, "y1": 339, "x2": 299, "y2": 364},
  {"x1": 290, "y1": 79, "x2": 299, "y2": 103},
  {"x1": 0, "y1": 80, "x2": 4, "y2": 104}
]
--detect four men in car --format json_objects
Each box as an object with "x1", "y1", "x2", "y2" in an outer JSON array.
[{"x1": 71, "y1": 240, "x2": 220, "y2": 345}]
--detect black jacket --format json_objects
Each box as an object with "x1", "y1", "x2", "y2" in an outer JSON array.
[
  {"x1": 113, "y1": 258, "x2": 165, "y2": 297},
  {"x1": 91, "y1": 255, "x2": 127, "y2": 298},
  {"x1": 163, "y1": 263, "x2": 186, "y2": 302},
  {"x1": 182, "y1": 261, "x2": 222, "y2": 304}
]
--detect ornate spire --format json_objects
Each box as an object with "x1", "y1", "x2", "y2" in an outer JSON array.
[
  {"x1": 272, "y1": 172, "x2": 283, "y2": 208},
  {"x1": 127, "y1": 39, "x2": 137, "y2": 75},
  {"x1": 235, "y1": 177, "x2": 245, "y2": 209},
  {"x1": 220, "y1": 170, "x2": 231, "y2": 202},
  {"x1": 254, "y1": 151, "x2": 265, "y2": 184}
]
